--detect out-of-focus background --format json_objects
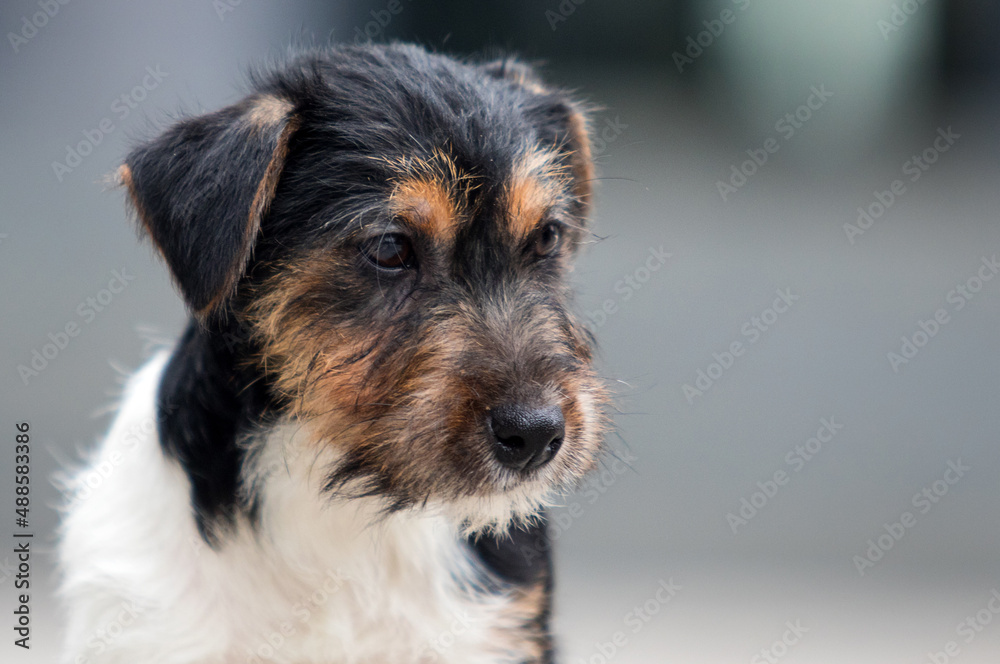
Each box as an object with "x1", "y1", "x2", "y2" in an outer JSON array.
[{"x1": 2, "y1": 1, "x2": 998, "y2": 662}]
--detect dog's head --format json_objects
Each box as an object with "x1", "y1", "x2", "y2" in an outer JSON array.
[{"x1": 122, "y1": 44, "x2": 608, "y2": 533}]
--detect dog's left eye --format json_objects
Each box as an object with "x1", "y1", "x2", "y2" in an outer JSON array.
[
  {"x1": 360, "y1": 233, "x2": 416, "y2": 270},
  {"x1": 533, "y1": 223, "x2": 562, "y2": 257}
]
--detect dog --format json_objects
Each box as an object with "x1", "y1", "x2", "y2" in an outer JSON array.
[{"x1": 59, "y1": 42, "x2": 609, "y2": 664}]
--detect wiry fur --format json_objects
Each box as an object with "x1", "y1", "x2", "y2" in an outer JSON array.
[{"x1": 60, "y1": 42, "x2": 607, "y2": 663}]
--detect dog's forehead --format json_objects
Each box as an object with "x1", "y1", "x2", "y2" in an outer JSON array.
[
  {"x1": 374, "y1": 144, "x2": 569, "y2": 246},
  {"x1": 292, "y1": 51, "x2": 576, "y2": 241}
]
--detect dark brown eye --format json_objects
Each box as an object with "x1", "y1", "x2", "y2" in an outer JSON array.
[
  {"x1": 360, "y1": 233, "x2": 415, "y2": 270},
  {"x1": 534, "y1": 223, "x2": 562, "y2": 257}
]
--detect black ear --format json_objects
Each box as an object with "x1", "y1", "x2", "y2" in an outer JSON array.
[
  {"x1": 121, "y1": 94, "x2": 299, "y2": 317},
  {"x1": 481, "y1": 57, "x2": 595, "y2": 215}
]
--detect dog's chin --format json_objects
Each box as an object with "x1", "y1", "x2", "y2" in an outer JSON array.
[
  {"x1": 431, "y1": 469, "x2": 578, "y2": 539},
  {"x1": 321, "y1": 470, "x2": 560, "y2": 538},
  {"x1": 434, "y1": 490, "x2": 550, "y2": 539}
]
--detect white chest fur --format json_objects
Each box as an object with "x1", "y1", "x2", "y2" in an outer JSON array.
[{"x1": 59, "y1": 354, "x2": 537, "y2": 664}]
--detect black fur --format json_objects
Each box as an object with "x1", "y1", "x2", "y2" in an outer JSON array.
[
  {"x1": 467, "y1": 517, "x2": 552, "y2": 586},
  {"x1": 156, "y1": 318, "x2": 278, "y2": 541},
  {"x1": 467, "y1": 519, "x2": 555, "y2": 660}
]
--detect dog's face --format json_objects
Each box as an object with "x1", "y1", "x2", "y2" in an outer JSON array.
[{"x1": 122, "y1": 44, "x2": 608, "y2": 532}]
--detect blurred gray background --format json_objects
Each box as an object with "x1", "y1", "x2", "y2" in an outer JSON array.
[{"x1": 2, "y1": 1, "x2": 999, "y2": 662}]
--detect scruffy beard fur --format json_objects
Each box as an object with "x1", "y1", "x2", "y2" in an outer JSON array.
[
  {"x1": 246, "y1": 252, "x2": 609, "y2": 537},
  {"x1": 60, "y1": 42, "x2": 611, "y2": 664}
]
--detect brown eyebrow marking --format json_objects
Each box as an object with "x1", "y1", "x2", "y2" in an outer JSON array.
[
  {"x1": 389, "y1": 176, "x2": 460, "y2": 241},
  {"x1": 505, "y1": 148, "x2": 569, "y2": 241},
  {"x1": 375, "y1": 147, "x2": 478, "y2": 243}
]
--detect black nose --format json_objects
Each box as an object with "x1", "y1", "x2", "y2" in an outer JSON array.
[{"x1": 488, "y1": 404, "x2": 565, "y2": 471}]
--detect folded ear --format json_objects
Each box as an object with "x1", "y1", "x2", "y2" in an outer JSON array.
[
  {"x1": 120, "y1": 94, "x2": 299, "y2": 318},
  {"x1": 481, "y1": 57, "x2": 595, "y2": 216}
]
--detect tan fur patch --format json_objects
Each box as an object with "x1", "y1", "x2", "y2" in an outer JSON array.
[
  {"x1": 565, "y1": 109, "x2": 595, "y2": 211},
  {"x1": 247, "y1": 254, "x2": 379, "y2": 417},
  {"x1": 505, "y1": 150, "x2": 568, "y2": 241},
  {"x1": 490, "y1": 581, "x2": 550, "y2": 659},
  {"x1": 246, "y1": 95, "x2": 294, "y2": 128},
  {"x1": 506, "y1": 175, "x2": 550, "y2": 241},
  {"x1": 511, "y1": 72, "x2": 548, "y2": 96},
  {"x1": 390, "y1": 176, "x2": 460, "y2": 242}
]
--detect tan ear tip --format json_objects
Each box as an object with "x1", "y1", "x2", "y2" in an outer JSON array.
[
  {"x1": 117, "y1": 164, "x2": 133, "y2": 187},
  {"x1": 99, "y1": 164, "x2": 132, "y2": 191}
]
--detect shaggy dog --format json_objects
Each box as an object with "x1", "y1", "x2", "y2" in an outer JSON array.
[{"x1": 60, "y1": 42, "x2": 608, "y2": 664}]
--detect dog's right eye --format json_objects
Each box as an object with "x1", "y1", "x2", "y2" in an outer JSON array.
[{"x1": 359, "y1": 233, "x2": 416, "y2": 270}]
